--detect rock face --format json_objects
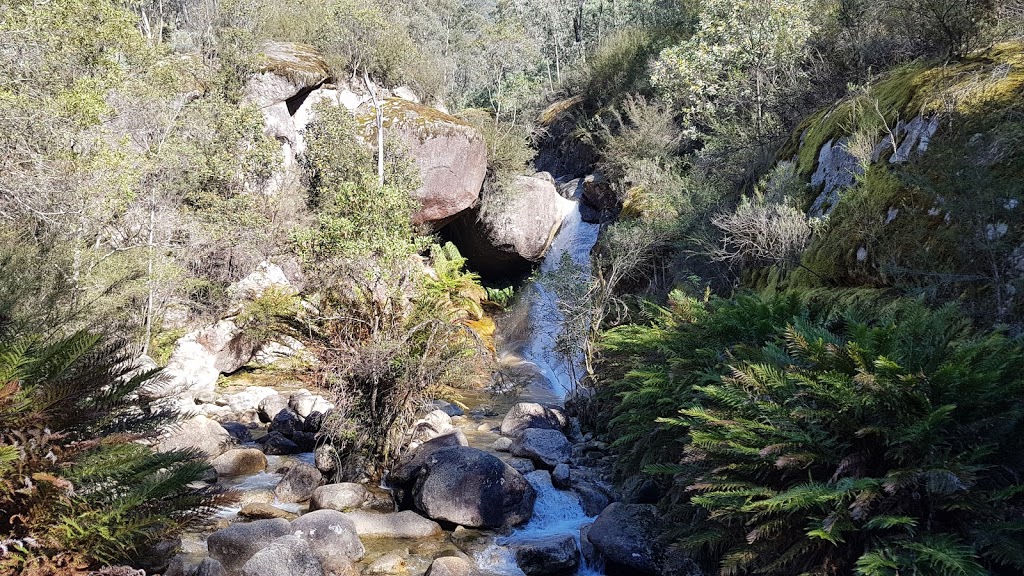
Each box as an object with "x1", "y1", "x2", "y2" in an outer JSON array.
[
  {"x1": 240, "y1": 535, "x2": 324, "y2": 576},
  {"x1": 156, "y1": 415, "x2": 233, "y2": 458},
  {"x1": 207, "y1": 518, "x2": 292, "y2": 573},
  {"x1": 445, "y1": 176, "x2": 570, "y2": 278},
  {"x1": 342, "y1": 510, "x2": 442, "y2": 539},
  {"x1": 586, "y1": 503, "x2": 664, "y2": 575},
  {"x1": 364, "y1": 99, "x2": 486, "y2": 228},
  {"x1": 513, "y1": 534, "x2": 580, "y2": 576},
  {"x1": 510, "y1": 428, "x2": 572, "y2": 470},
  {"x1": 500, "y1": 403, "x2": 569, "y2": 437},
  {"x1": 212, "y1": 448, "x2": 268, "y2": 477},
  {"x1": 290, "y1": 510, "x2": 366, "y2": 564},
  {"x1": 274, "y1": 463, "x2": 323, "y2": 503},
  {"x1": 406, "y1": 446, "x2": 536, "y2": 528}
]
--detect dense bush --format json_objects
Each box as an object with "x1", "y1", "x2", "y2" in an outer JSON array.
[{"x1": 598, "y1": 293, "x2": 1024, "y2": 575}]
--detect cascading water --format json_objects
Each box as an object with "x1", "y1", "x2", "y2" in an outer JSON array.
[{"x1": 478, "y1": 193, "x2": 604, "y2": 575}]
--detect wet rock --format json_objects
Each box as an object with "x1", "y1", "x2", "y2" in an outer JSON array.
[
  {"x1": 211, "y1": 448, "x2": 267, "y2": 477},
  {"x1": 492, "y1": 437, "x2": 513, "y2": 452},
  {"x1": 411, "y1": 446, "x2": 536, "y2": 528},
  {"x1": 261, "y1": 432, "x2": 302, "y2": 455},
  {"x1": 424, "y1": 400, "x2": 464, "y2": 417},
  {"x1": 513, "y1": 534, "x2": 580, "y2": 576},
  {"x1": 274, "y1": 462, "x2": 322, "y2": 503},
  {"x1": 343, "y1": 510, "x2": 442, "y2": 539},
  {"x1": 507, "y1": 457, "x2": 536, "y2": 475},
  {"x1": 258, "y1": 394, "x2": 289, "y2": 423},
  {"x1": 311, "y1": 483, "x2": 368, "y2": 512},
  {"x1": 572, "y1": 482, "x2": 612, "y2": 517},
  {"x1": 424, "y1": 556, "x2": 477, "y2": 576},
  {"x1": 207, "y1": 518, "x2": 291, "y2": 573},
  {"x1": 587, "y1": 503, "x2": 663, "y2": 574},
  {"x1": 157, "y1": 415, "x2": 233, "y2": 458},
  {"x1": 580, "y1": 523, "x2": 596, "y2": 567},
  {"x1": 510, "y1": 428, "x2": 571, "y2": 470},
  {"x1": 290, "y1": 509, "x2": 365, "y2": 563},
  {"x1": 552, "y1": 463, "x2": 571, "y2": 489},
  {"x1": 238, "y1": 503, "x2": 298, "y2": 520},
  {"x1": 364, "y1": 551, "x2": 408, "y2": 575},
  {"x1": 221, "y1": 421, "x2": 253, "y2": 443},
  {"x1": 500, "y1": 403, "x2": 568, "y2": 437},
  {"x1": 270, "y1": 408, "x2": 303, "y2": 437},
  {"x1": 240, "y1": 534, "x2": 324, "y2": 576}
]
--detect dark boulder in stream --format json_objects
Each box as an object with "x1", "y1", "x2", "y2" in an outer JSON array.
[{"x1": 403, "y1": 445, "x2": 536, "y2": 529}]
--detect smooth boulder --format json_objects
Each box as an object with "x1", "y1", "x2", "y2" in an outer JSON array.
[
  {"x1": 510, "y1": 428, "x2": 571, "y2": 470},
  {"x1": 513, "y1": 534, "x2": 580, "y2": 576},
  {"x1": 343, "y1": 510, "x2": 442, "y2": 539},
  {"x1": 207, "y1": 518, "x2": 291, "y2": 573},
  {"x1": 274, "y1": 463, "x2": 323, "y2": 503},
  {"x1": 156, "y1": 415, "x2": 233, "y2": 458},
  {"x1": 586, "y1": 503, "x2": 664, "y2": 575},
  {"x1": 290, "y1": 509, "x2": 365, "y2": 565},
  {"x1": 240, "y1": 535, "x2": 324, "y2": 576},
  {"x1": 499, "y1": 403, "x2": 568, "y2": 437},
  {"x1": 310, "y1": 483, "x2": 368, "y2": 512},
  {"x1": 411, "y1": 446, "x2": 535, "y2": 528},
  {"x1": 211, "y1": 448, "x2": 267, "y2": 477}
]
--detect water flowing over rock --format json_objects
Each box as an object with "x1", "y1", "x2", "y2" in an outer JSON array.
[
  {"x1": 409, "y1": 446, "x2": 536, "y2": 528},
  {"x1": 445, "y1": 175, "x2": 573, "y2": 278}
]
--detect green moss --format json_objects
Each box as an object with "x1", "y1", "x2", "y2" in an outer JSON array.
[
  {"x1": 259, "y1": 42, "x2": 330, "y2": 87},
  {"x1": 357, "y1": 98, "x2": 481, "y2": 144}
]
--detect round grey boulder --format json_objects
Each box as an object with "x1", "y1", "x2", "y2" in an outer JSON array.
[
  {"x1": 500, "y1": 403, "x2": 568, "y2": 437},
  {"x1": 207, "y1": 518, "x2": 291, "y2": 573},
  {"x1": 240, "y1": 534, "x2": 324, "y2": 576},
  {"x1": 513, "y1": 534, "x2": 580, "y2": 576},
  {"x1": 412, "y1": 446, "x2": 536, "y2": 528},
  {"x1": 587, "y1": 503, "x2": 664, "y2": 574},
  {"x1": 310, "y1": 483, "x2": 368, "y2": 512},
  {"x1": 290, "y1": 509, "x2": 365, "y2": 564},
  {"x1": 274, "y1": 462, "x2": 322, "y2": 503},
  {"x1": 510, "y1": 428, "x2": 571, "y2": 470}
]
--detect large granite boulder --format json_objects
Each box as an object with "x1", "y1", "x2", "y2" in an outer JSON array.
[
  {"x1": 290, "y1": 509, "x2": 365, "y2": 564},
  {"x1": 207, "y1": 518, "x2": 292, "y2": 573},
  {"x1": 242, "y1": 42, "x2": 329, "y2": 109},
  {"x1": 408, "y1": 446, "x2": 536, "y2": 528},
  {"x1": 513, "y1": 534, "x2": 580, "y2": 576},
  {"x1": 274, "y1": 462, "x2": 323, "y2": 503},
  {"x1": 240, "y1": 534, "x2": 324, "y2": 576},
  {"x1": 444, "y1": 175, "x2": 569, "y2": 278},
  {"x1": 310, "y1": 483, "x2": 368, "y2": 512},
  {"x1": 156, "y1": 415, "x2": 233, "y2": 458},
  {"x1": 510, "y1": 428, "x2": 572, "y2": 470},
  {"x1": 360, "y1": 99, "x2": 486, "y2": 228},
  {"x1": 500, "y1": 403, "x2": 569, "y2": 437},
  {"x1": 586, "y1": 503, "x2": 664, "y2": 575},
  {"x1": 342, "y1": 510, "x2": 442, "y2": 539}
]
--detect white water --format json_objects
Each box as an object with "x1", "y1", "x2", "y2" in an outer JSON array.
[
  {"x1": 478, "y1": 197, "x2": 604, "y2": 575},
  {"x1": 519, "y1": 196, "x2": 601, "y2": 401}
]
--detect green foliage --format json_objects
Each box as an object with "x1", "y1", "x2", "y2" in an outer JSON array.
[
  {"x1": 599, "y1": 292, "x2": 1024, "y2": 575},
  {"x1": 460, "y1": 108, "x2": 535, "y2": 198},
  {"x1": 0, "y1": 292, "x2": 227, "y2": 570},
  {"x1": 236, "y1": 287, "x2": 302, "y2": 346}
]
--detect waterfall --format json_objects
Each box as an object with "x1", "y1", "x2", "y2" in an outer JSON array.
[{"x1": 519, "y1": 196, "x2": 601, "y2": 401}]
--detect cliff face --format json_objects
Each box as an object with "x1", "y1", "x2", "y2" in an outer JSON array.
[{"x1": 769, "y1": 42, "x2": 1024, "y2": 325}]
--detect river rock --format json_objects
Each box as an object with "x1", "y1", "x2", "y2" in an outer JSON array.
[
  {"x1": 364, "y1": 551, "x2": 408, "y2": 575},
  {"x1": 220, "y1": 422, "x2": 253, "y2": 443},
  {"x1": 238, "y1": 503, "x2": 297, "y2": 520},
  {"x1": 425, "y1": 556, "x2": 477, "y2": 576},
  {"x1": 207, "y1": 518, "x2": 292, "y2": 573},
  {"x1": 572, "y1": 481, "x2": 612, "y2": 517},
  {"x1": 274, "y1": 463, "x2": 322, "y2": 503},
  {"x1": 392, "y1": 431, "x2": 472, "y2": 484},
  {"x1": 445, "y1": 175, "x2": 568, "y2": 277},
  {"x1": 492, "y1": 437, "x2": 513, "y2": 452},
  {"x1": 166, "y1": 556, "x2": 226, "y2": 576},
  {"x1": 424, "y1": 400, "x2": 464, "y2": 417},
  {"x1": 552, "y1": 463, "x2": 571, "y2": 489},
  {"x1": 513, "y1": 534, "x2": 580, "y2": 576},
  {"x1": 510, "y1": 428, "x2": 571, "y2": 470},
  {"x1": 303, "y1": 410, "x2": 325, "y2": 433},
  {"x1": 587, "y1": 503, "x2": 664, "y2": 574},
  {"x1": 269, "y1": 408, "x2": 303, "y2": 437},
  {"x1": 508, "y1": 457, "x2": 536, "y2": 475},
  {"x1": 315, "y1": 443, "x2": 339, "y2": 474},
  {"x1": 240, "y1": 534, "x2": 324, "y2": 576},
  {"x1": 239, "y1": 489, "x2": 276, "y2": 506},
  {"x1": 289, "y1": 390, "x2": 334, "y2": 418},
  {"x1": 343, "y1": 510, "x2": 442, "y2": 539},
  {"x1": 212, "y1": 448, "x2": 267, "y2": 476},
  {"x1": 290, "y1": 509, "x2": 365, "y2": 562},
  {"x1": 500, "y1": 403, "x2": 568, "y2": 437},
  {"x1": 258, "y1": 394, "x2": 289, "y2": 423},
  {"x1": 362, "y1": 99, "x2": 486, "y2": 227},
  {"x1": 261, "y1": 431, "x2": 302, "y2": 455},
  {"x1": 157, "y1": 415, "x2": 233, "y2": 458},
  {"x1": 410, "y1": 446, "x2": 536, "y2": 528},
  {"x1": 310, "y1": 483, "x2": 368, "y2": 512}
]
